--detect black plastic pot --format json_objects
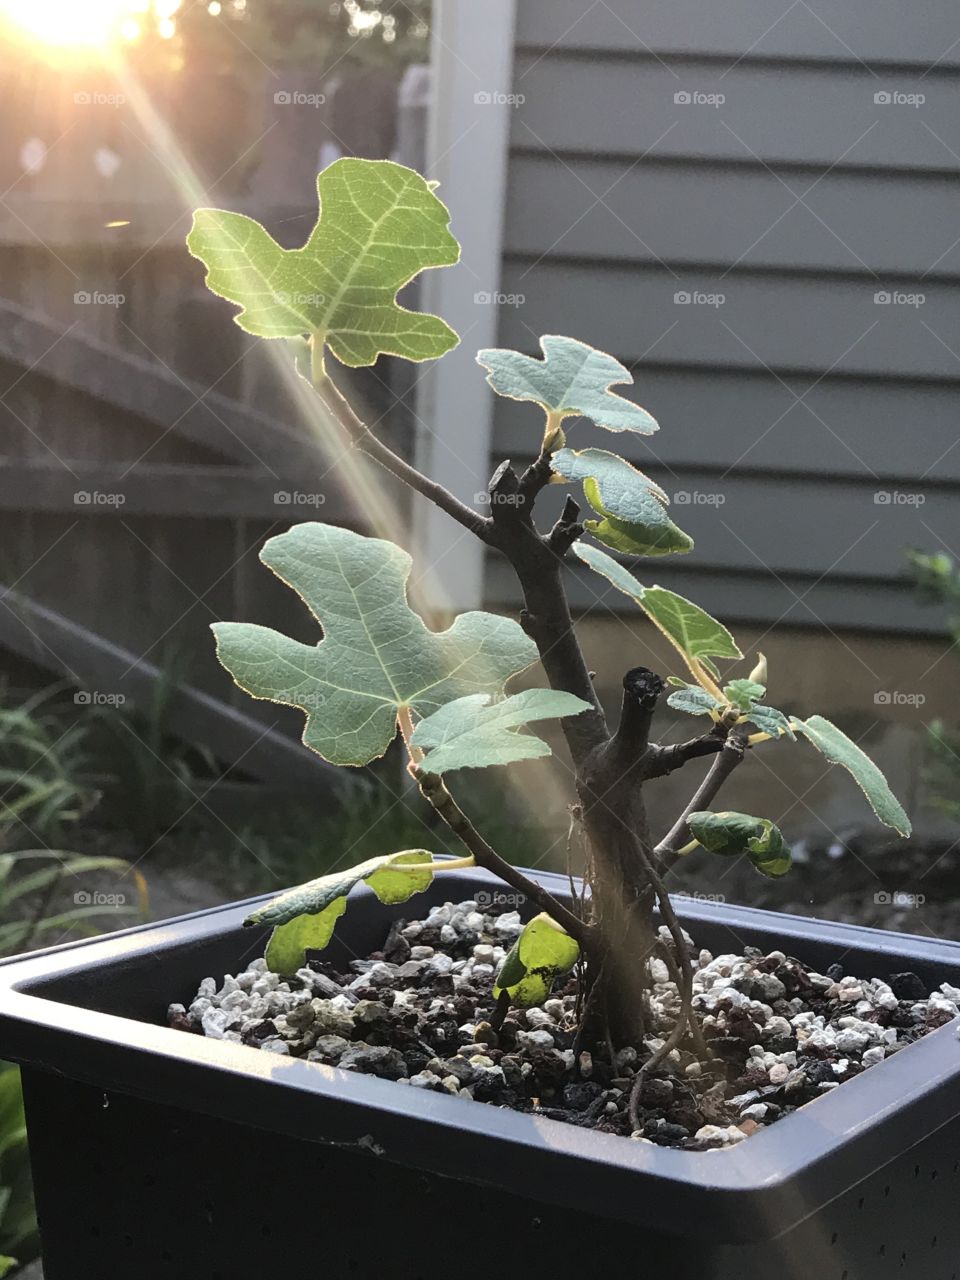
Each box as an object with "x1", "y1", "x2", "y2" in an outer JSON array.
[{"x1": 1, "y1": 867, "x2": 959, "y2": 1279}]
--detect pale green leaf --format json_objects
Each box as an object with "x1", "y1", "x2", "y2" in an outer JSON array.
[
  {"x1": 793, "y1": 715, "x2": 911, "y2": 836},
  {"x1": 411, "y1": 688, "x2": 591, "y2": 775},
  {"x1": 187, "y1": 158, "x2": 459, "y2": 366},
  {"x1": 493, "y1": 913, "x2": 580, "y2": 1007},
  {"x1": 744, "y1": 704, "x2": 796, "y2": 740},
  {"x1": 583, "y1": 513, "x2": 693, "y2": 557},
  {"x1": 476, "y1": 336, "x2": 658, "y2": 435},
  {"x1": 248, "y1": 851, "x2": 435, "y2": 974},
  {"x1": 212, "y1": 524, "x2": 537, "y2": 766},
  {"x1": 667, "y1": 687, "x2": 723, "y2": 716},
  {"x1": 723, "y1": 678, "x2": 766, "y2": 710},
  {"x1": 571, "y1": 542, "x2": 741, "y2": 668}
]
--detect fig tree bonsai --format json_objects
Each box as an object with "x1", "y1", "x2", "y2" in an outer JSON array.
[{"x1": 186, "y1": 157, "x2": 910, "y2": 1124}]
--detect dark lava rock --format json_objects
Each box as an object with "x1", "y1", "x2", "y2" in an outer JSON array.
[
  {"x1": 889, "y1": 971, "x2": 927, "y2": 1001},
  {"x1": 563, "y1": 1081, "x2": 604, "y2": 1112}
]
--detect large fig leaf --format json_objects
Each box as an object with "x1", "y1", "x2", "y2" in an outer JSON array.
[
  {"x1": 553, "y1": 447, "x2": 692, "y2": 557},
  {"x1": 493, "y1": 913, "x2": 580, "y2": 1007},
  {"x1": 572, "y1": 543, "x2": 741, "y2": 670},
  {"x1": 246, "y1": 851, "x2": 435, "y2": 974},
  {"x1": 212, "y1": 525, "x2": 537, "y2": 766},
  {"x1": 793, "y1": 715, "x2": 911, "y2": 836},
  {"x1": 411, "y1": 688, "x2": 591, "y2": 775},
  {"x1": 187, "y1": 158, "x2": 459, "y2": 366},
  {"x1": 476, "y1": 336, "x2": 658, "y2": 435}
]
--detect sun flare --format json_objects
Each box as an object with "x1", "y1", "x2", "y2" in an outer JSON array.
[{"x1": 0, "y1": 0, "x2": 179, "y2": 48}]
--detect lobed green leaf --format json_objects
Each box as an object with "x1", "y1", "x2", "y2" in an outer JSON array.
[
  {"x1": 188, "y1": 158, "x2": 460, "y2": 367},
  {"x1": 212, "y1": 524, "x2": 537, "y2": 767},
  {"x1": 476, "y1": 337, "x2": 658, "y2": 435},
  {"x1": 687, "y1": 811, "x2": 791, "y2": 878}
]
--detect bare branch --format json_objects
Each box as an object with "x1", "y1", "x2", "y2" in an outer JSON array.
[
  {"x1": 415, "y1": 769, "x2": 597, "y2": 952},
  {"x1": 654, "y1": 732, "x2": 749, "y2": 866},
  {"x1": 313, "y1": 371, "x2": 492, "y2": 542}
]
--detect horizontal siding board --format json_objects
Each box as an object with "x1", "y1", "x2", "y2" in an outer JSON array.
[
  {"x1": 490, "y1": 463, "x2": 951, "y2": 580},
  {"x1": 491, "y1": 371, "x2": 960, "y2": 484},
  {"x1": 512, "y1": 56, "x2": 955, "y2": 170},
  {"x1": 485, "y1": 557, "x2": 947, "y2": 636},
  {"x1": 505, "y1": 155, "x2": 960, "y2": 277},
  {"x1": 498, "y1": 262, "x2": 960, "y2": 380},
  {"x1": 516, "y1": 0, "x2": 960, "y2": 66}
]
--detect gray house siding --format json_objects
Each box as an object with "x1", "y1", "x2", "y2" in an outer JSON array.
[{"x1": 484, "y1": 0, "x2": 960, "y2": 633}]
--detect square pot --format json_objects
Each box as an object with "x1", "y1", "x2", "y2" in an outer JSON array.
[{"x1": 1, "y1": 867, "x2": 959, "y2": 1279}]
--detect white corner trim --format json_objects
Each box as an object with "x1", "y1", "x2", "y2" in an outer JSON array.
[{"x1": 413, "y1": 0, "x2": 518, "y2": 612}]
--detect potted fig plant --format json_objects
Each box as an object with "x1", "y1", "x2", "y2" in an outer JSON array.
[{"x1": 2, "y1": 159, "x2": 959, "y2": 1280}]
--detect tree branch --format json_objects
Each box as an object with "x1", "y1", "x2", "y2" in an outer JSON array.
[
  {"x1": 415, "y1": 769, "x2": 597, "y2": 952},
  {"x1": 313, "y1": 370, "x2": 492, "y2": 542},
  {"x1": 654, "y1": 732, "x2": 749, "y2": 866}
]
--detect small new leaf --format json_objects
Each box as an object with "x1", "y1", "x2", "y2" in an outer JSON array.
[
  {"x1": 212, "y1": 525, "x2": 537, "y2": 767},
  {"x1": 687, "y1": 811, "x2": 791, "y2": 878},
  {"x1": 246, "y1": 851, "x2": 435, "y2": 974},
  {"x1": 411, "y1": 689, "x2": 591, "y2": 776},
  {"x1": 793, "y1": 715, "x2": 911, "y2": 836},
  {"x1": 187, "y1": 158, "x2": 459, "y2": 366},
  {"x1": 744, "y1": 704, "x2": 796, "y2": 740},
  {"x1": 476, "y1": 337, "x2": 658, "y2": 435},
  {"x1": 493, "y1": 913, "x2": 580, "y2": 1007},
  {"x1": 667, "y1": 686, "x2": 723, "y2": 716},
  {"x1": 723, "y1": 679, "x2": 766, "y2": 711}
]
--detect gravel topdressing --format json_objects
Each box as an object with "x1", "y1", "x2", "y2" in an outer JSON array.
[{"x1": 170, "y1": 897, "x2": 960, "y2": 1150}]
